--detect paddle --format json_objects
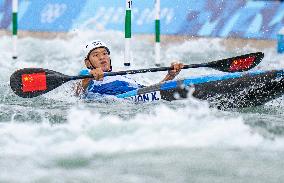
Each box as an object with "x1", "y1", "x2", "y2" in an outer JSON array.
[{"x1": 10, "y1": 52, "x2": 264, "y2": 98}]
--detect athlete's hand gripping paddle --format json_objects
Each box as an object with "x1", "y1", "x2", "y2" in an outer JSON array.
[{"x1": 10, "y1": 52, "x2": 264, "y2": 98}]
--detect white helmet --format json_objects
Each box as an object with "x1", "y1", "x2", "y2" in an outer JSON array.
[{"x1": 84, "y1": 40, "x2": 110, "y2": 58}]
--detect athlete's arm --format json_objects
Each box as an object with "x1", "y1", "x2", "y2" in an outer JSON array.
[
  {"x1": 160, "y1": 62, "x2": 184, "y2": 82},
  {"x1": 74, "y1": 78, "x2": 92, "y2": 96}
]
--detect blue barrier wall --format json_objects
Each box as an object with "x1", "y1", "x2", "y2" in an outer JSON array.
[
  {"x1": 0, "y1": 0, "x2": 11, "y2": 28},
  {"x1": 0, "y1": 0, "x2": 284, "y2": 39}
]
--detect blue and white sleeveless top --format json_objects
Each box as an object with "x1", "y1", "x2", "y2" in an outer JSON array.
[{"x1": 79, "y1": 69, "x2": 143, "y2": 98}]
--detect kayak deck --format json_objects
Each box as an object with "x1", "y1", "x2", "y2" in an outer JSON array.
[{"x1": 117, "y1": 69, "x2": 284, "y2": 109}]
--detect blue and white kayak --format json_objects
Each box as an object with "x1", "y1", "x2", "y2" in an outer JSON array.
[{"x1": 117, "y1": 69, "x2": 284, "y2": 109}]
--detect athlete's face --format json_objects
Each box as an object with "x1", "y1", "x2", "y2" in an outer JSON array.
[{"x1": 86, "y1": 47, "x2": 111, "y2": 72}]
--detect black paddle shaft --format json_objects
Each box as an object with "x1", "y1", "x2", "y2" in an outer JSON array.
[
  {"x1": 71, "y1": 52, "x2": 264, "y2": 80},
  {"x1": 10, "y1": 52, "x2": 264, "y2": 98}
]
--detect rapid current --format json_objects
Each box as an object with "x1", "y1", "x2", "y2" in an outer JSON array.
[{"x1": 0, "y1": 30, "x2": 284, "y2": 182}]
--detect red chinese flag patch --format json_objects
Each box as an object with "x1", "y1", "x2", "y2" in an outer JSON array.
[
  {"x1": 229, "y1": 56, "x2": 255, "y2": 72},
  {"x1": 21, "y1": 72, "x2": 47, "y2": 92}
]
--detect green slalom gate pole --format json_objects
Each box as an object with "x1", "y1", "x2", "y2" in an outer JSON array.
[
  {"x1": 155, "y1": 0, "x2": 161, "y2": 66},
  {"x1": 124, "y1": 0, "x2": 132, "y2": 66},
  {"x1": 12, "y1": 0, "x2": 18, "y2": 59}
]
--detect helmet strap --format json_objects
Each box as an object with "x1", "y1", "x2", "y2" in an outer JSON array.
[{"x1": 109, "y1": 59, "x2": 112, "y2": 72}]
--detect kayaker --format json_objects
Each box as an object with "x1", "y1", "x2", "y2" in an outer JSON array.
[{"x1": 75, "y1": 40, "x2": 184, "y2": 97}]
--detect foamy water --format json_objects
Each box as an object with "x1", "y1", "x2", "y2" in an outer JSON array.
[{"x1": 1, "y1": 30, "x2": 284, "y2": 182}]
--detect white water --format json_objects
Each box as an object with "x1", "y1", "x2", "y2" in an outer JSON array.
[{"x1": 1, "y1": 30, "x2": 284, "y2": 182}]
